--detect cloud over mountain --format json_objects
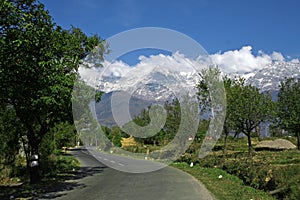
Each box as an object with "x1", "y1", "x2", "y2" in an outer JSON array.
[
  {"x1": 210, "y1": 46, "x2": 288, "y2": 73},
  {"x1": 79, "y1": 45, "x2": 299, "y2": 89}
]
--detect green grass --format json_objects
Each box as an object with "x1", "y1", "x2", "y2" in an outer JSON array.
[
  {"x1": 253, "y1": 149, "x2": 300, "y2": 165},
  {"x1": 172, "y1": 162, "x2": 275, "y2": 200},
  {"x1": 179, "y1": 136, "x2": 300, "y2": 199}
]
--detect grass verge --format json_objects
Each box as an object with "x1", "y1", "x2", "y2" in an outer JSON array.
[{"x1": 172, "y1": 162, "x2": 275, "y2": 200}]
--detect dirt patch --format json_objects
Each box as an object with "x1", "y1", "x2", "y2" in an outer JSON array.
[{"x1": 255, "y1": 139, "x2": 296, "y2": 151}]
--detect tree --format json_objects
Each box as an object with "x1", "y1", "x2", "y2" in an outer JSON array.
[
  {"x1": 230, "y1": 81, "x2": 274, "y2": 155},
  {"x1": 197, "y1": 69, "x2": 239, "y2": 154},
  {"x1": 163, "y1": 99, "x2": 181, "y2": 143},
  {"x1": 110, "y1": 127, "x2": 123, "y2": 147},
  {"x1": 0, "y1": 105, "x2": 23, "y2": 167},
  {"x1": 221, "y1": 76, "x2": 240, "y2": 154},
  {"x1": 197, "y1": 67, "x2": 226, "y2": 156},
  {"x1": 197, "y1": 67, "x2": 274, "y2": 156},
  {"x1": 277, "y1": 78, "x2": 300, "y2": 150},
  {"x1": 124, "y1": 105, "x2": 168, "y2": 146},
  {"x1": 0, "y1": 0, "x2": 106, "y2": 183}
]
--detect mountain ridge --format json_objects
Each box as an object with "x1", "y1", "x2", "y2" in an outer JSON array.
[{"x1": 85, "y1": 60, "x2": 300, "y2": 127}]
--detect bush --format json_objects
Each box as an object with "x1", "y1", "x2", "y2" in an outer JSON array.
[
  {"x1": 222, "y1": 157, "x2": 300, "y2": 200},
  {"x1": 40, "y1": 154, "x2": 79, "y2": 177},
  {"x1": 271, "y1": 165, "x2": 300, "y2": 200},
  {"x1": 223, "y1": 158, "x2": 271, "y2": 190}
]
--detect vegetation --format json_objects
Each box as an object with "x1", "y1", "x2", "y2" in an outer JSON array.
[
  {"x1": 277, "y1": 78, "x2": 300, "y2": 149},
  {"x1": 173, "y1": 67, "x2": 300, "y2": 199},
  {"x1": 0, "y1": 153, "x2": 80, "y2": 199},
  {"x1": 228, "y1": 80, "x2": 275, "y2": 154},
  {"x1": 177, "y1": 136, "x2": 300, "y2": 199},
  {"x1": 0, "y1": 0, "x2": 106, "y2": 183},
  {"x1": 172, "y1": 162, "x2": 275, "y2": 200},
  {"x1": 98, "y1": 66, "x2": 300, "y2": 199},
  {"x1": 1, "y1": 0, "x2": 300, "y2": 199},
  {"x1": 198, "y1": 68, "x2": 275, "y2": 155}
]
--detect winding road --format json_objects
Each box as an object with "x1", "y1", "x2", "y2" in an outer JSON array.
[{"x1": 42, "y1": 147, "x2": 214, "y2": 200}]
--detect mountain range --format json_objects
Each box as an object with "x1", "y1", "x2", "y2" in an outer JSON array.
[
  {"x1": 243, "y1": 61, "x2": 300, "y2": 92},
  {"x1": 90, "y1": 61, "x2": 300, "y2": 127}
]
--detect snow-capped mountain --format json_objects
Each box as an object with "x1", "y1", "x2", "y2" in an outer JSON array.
[
  {"x1": 97, "y1": 53, "x2": 201, "y2": 101},
  {"x1": 242, "y1": 61, "x2": 300, "y2": 91},
  {"x1": 99, "y1": 71, "x2": 199, "y2": 101},
  {"x1": 80, "y1": 59, "x2": 300, "y2": 127},
  {"x1": 81, "y1": 59, "x2": 300, "y2": 99}
]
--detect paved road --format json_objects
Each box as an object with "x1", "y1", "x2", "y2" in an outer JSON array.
[
  {"x1": 84, "y1": 146, "x2": 169, "y2": 173},
  {"x1": 42, "y1": 148, "x2": 214, "y2": 200}
]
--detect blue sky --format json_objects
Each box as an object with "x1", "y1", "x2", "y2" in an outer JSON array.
[{"x1": 40, "y1": 0, "x2": 300, "y2": 65}]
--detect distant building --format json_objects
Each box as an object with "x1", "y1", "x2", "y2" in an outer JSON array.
[{"x1": 121, "y1": 136, "x2": 137, "y2": 147}]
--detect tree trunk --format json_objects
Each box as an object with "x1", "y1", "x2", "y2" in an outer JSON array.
[
  {"x1": 29, "y1": 160, "x2": 40, "y2": 183},
  {"x1": 247, "y1": 132, "x2": 252, "y2": 156},
  {"x1": 223, "y1": 131, "x2": 228, "y2": 155},
  {"x1": 29, "y1": 142, "x2": 41, "y2": 184},
  {"x1": 256, "y1": 126, "x2": 261, "y2": 141},
  {"x1": 297, "y1": 132, "x2": 300, "y2": 150},
  {"x1": 21, "y1": 136, "x2": 30, "y2": 170}
]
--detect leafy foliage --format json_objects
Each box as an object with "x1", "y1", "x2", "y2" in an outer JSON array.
[
  {"x1": 277, "y1": 78, "x2": 300, "y2": 149},
  {"x1": 197, "y1": 66, "x2": 275, "y2": 155},
  {"x1": 0, "y1": 106, "x2": 22, "y2": 165},
  {"x1": 225, "y1": 78, "x2": 274, "y2": 154},
  {"x1": 0, "y1": 0, "x2": 106, "y2": 182},
  {"x1": 197, "y1": 66, "x2": 226, "y2": 158}
]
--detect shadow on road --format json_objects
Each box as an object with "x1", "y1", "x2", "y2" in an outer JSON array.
[{"x1": 0, "y1": 148, "x2": 107, "y2": 200}]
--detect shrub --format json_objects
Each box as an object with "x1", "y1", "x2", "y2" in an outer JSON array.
[
  {"x1": 40, "y1": 154, "x2": 79, "y2": 177},
  {"x1": 222, "y1": 157, "x2": 300, "y2": 199},
  {"x1": 271, "y1": 165, "x2": 300, "y2": 200}
]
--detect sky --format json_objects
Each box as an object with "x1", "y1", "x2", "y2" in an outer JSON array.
[{"x1": 40, "y1": 0, "x2": 300, "y2": 74}]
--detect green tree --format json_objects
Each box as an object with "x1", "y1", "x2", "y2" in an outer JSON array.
[
  {"x1": 277, "y1": 78, "x2": 300, "y2": 150},
  {"x1": 0, "y1": 105, "x2": 22, "y2": 166},
  {"x1": 163, "y1": 99, "x2": 180, "y2": 142},
  {"x1": 126, "y1": 106, "x2": 166, "y2": 146},
  {"x1": 197, "y1": 67, "x2": 274, "y2": 156},
  {"x1": 51, "y1": 122, "x2": 77, "y2": 149},
  {"x1": 221, "y1": 76, "x2": 240, "y2": 154},
  {"x1": 230, "y1": 81, "x2": 274, "y2": 155},
  {"x1": 0, "y1": 0, "x2": 106, "y2": 183},
  {"x1": 197, "y1": 67, "x2": 226, "y2": 157},
  {"x1": 110, "y1": 127, "x2": 122, "y2": 147}
]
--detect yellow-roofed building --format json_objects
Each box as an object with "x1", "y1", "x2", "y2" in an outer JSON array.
[{"x1": 121, "y1": 136, "x2": 137, "y2": 147}]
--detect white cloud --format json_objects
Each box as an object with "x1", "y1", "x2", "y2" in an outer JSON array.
[
  {"x1": 101, "y1": 60, "x2": 132, "y2": 77},
  {"x1": 137, "y1": 52, "x2": 203, "y2": 73},
  {"x1": 210, "y1": 46, "x2": 272, "y2": 73},
  {"x1": 79, "y1": 46, "x2": 296, "y2": 85},
  {"x1": 78, "y1": 64, "x2": 99, "y2": 86},
  {"x1": 271, "y1": 51, "x2": 285, "y2": 61},
  {"x1": 79, "y1": 52, "x2": 204, "y2": 90},
  {"x1": 96, "y1": 52, "x2": 202, "y2": 79}
]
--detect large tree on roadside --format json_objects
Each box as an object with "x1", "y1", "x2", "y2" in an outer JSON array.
[
  {"x1": 0, "y1": 105, "x2": 23, "y2": 167},
  {"x1": 0, "y1": 0, "x2": 106, "y2": 183},
  {"x1": 277, "y1": 78, "x2": 300, "y2": 150}
]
